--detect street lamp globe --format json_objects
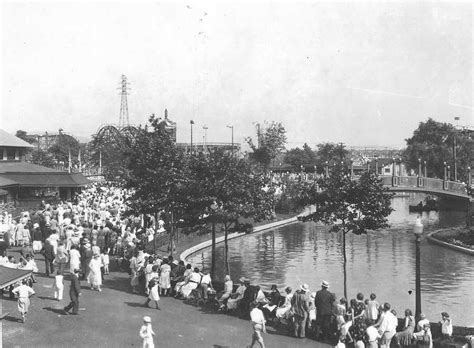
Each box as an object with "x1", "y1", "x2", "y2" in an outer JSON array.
[{"x1": 413, "y1": 217, "x2": 424, "y2": 237}]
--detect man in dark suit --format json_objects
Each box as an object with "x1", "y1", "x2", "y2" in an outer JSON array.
[
  {"x1": 64, "y1": 268, "x2": 81, "y2": 315},
  {"x1": 314, "y1": 280, "x2": 336, "y2": 340},
  {"x1": 291, "y1": 283, "x2": 311, "y2": 338},
  {"x1": 41, "y1": 239, "x2": 55, "y2": 277}
]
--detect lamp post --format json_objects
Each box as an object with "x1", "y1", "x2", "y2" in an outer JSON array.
[
  {"x1": 447, "y1": 166, "x2": 451, "y2": 181},
  {"x1": 300, "y1": 165, "x2": 304, "y2": 181},
  {"x1": 325, "y1": 161, "x2": 329, "y2": 177},
  {"x1": 226, "y1": 125, "x2": 234, "y2": 156},
  {"x1": 413, "y1": 217, "x2": 424, "y2": 321},
  {"x1": 190, "y1": 120, "x2": 194, "y2": 154},
  {"x1": 423, "y1": 161, "x2": 427, "y2": 178},
  {"x1": 203, "y1": 125, "x2": 208, "y2": 151},
  {"x1": 443, "y1": 162, "x2": 447, "y2": 181},
  {"x1": 210, "y1": 202, "x2": 218, "y2": 280}
]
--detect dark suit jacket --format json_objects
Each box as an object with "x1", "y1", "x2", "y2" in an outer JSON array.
[
  {"x1": 315, "y1": 288, "x2": 336, "y2": 316},
  {"x1": 70, "y1": 274, "x2": 81, "y2": 298},
  {"x1": 42, "y1": 243, "x2": 55, "y2": 260}
]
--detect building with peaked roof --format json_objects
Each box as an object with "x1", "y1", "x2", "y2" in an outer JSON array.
[{"x1": 0, "y1": 130, "x2": 90, "y2": 209}]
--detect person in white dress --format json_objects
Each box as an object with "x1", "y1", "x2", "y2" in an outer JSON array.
[
  {"x1": 144, "y1": 267, "x2": 160, "y2": 310},
  {"x1": 275, "y1": 287, "x2": 293, "y2": 321},
  {"x1": 159, "y1": 259, "x2": 171, "y2": 296},
  {"x1": 87, "y1": 254, "x2": 102, "y2": 292},
  {"x1": 178, "y1": 268, "x2": 201, "y2": 299}
]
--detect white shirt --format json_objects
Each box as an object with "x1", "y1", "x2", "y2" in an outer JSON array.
[
  {"x1": 13, "y1": 284, "x2": 35, "y2": 298},
  {"x1": 250, "y1": 308, "x2": 265, "y2": 325},
  {"x1": 441, "y1": 318, "x2": 452, "y2": 335},
  {"x1": 366, "y1": 325, "x2": 380, "y2": 342},
  {"x1": 378, "y1": 311, "x2": 397, "y2": 334}
]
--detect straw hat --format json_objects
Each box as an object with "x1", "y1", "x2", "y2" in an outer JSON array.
[
  {"x1": 300, "y1": 283, "x2": 309, "y2": 292},
  {"x1": 143, "y1": 316, "x2": 151, "y2": 323},
  {"x1": 321, "y1": 280, "x2": 329, "y2": 288}
]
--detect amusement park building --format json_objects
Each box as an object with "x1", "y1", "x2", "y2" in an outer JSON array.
[{"x1": 0, "y1": 129, "x2": 90, "y2": 208}]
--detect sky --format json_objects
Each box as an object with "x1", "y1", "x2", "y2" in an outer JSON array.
[{"x1": 1, "y1": 1, "x2": 473, "y2": 149}]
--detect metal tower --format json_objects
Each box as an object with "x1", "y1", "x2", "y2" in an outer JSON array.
[{"x1": 118, "y1": 74, "x2": 130, "y2": 128}]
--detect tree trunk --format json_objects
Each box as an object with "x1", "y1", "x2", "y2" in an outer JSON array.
[
  {"x1": 211, "y1": 219, "x2": 216, "y2": 280},
  {"x1": 343, "y1": 230, "x2": 348, "y2": 302}
]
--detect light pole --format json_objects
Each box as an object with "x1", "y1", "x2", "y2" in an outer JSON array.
[
  {"x1": 325, "y1": 161, "x2": 329, "y2": 177},
  {"x1": 226, "y1": 125, "x2": 234, "y2": 156},
  {"x1": 300, "y1": 165, "x2": 304, "y2": 181},
  {"x1": 210, "y1": 202, "x2": 218, "y2": 280},
  {"x1": 424, "y1": 161, "x2": 427, "y2": 178},
  {"x1": 190, "y1": 120, "x2": 194, "y2": 154},
  {"x1": 203, "y1": 125, "x2": 208, "y2": 151},
  {"x1": 413, "y1": 217, "x2": 424, "y2": 321}
]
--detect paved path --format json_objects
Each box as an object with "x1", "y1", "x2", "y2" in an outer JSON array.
[{"x1": 2, "y1": 249, "x2": 331, "y2": 348}]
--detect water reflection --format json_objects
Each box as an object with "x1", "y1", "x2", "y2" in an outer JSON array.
[{"x1": 187, "y1": 194, "x2": 474, "y2": 325}]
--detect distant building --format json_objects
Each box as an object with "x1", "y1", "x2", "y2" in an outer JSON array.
[{"x1": 0, "y1": 129, "x2": 90, "y2": 209}]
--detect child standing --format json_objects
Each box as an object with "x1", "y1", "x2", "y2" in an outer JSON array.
[
  {"x1": 366, "y1": 293, "x2": 379, "y2": 325},
  {"x1": 139, "y1": 316, "x2": 155, "y2": 348},
  {"x1": 12, "y1": 279, "x2": 35, "y2": 323},
  {"x1": 53, "y1": 270, "x2": 64, "y2": 301},
  {"x1": 249, "y1": 301, "x2": 266, "y2": 348},
  {"x1": 144, "y1": 266, "x2": 160, "y2": 310}
]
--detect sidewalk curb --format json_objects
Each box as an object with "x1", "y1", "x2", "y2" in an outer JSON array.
[
  {"x1": 179, "y1": 216, "x2": 299, "y2": 262},
  {"x1": 426, "y1": 230, "x2": 474, "y2": 256}
]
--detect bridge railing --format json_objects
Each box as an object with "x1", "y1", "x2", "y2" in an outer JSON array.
[{"x1": 379, "y1": 175, "x2": 467, "y2": 195}]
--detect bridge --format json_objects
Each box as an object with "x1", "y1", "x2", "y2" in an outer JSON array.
[{"x1": 378, "y1": 175, "x2": 471, "y2": 200}]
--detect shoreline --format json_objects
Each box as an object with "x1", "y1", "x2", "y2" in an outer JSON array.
[
  {"x1": 179, "y1": 216, "x2": 299, "y2": 262},
  {"x1": 427, "y1": 227, "x2": 474, "y2": 256}
]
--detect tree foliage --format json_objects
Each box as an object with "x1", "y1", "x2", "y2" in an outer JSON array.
[
  {"x1": 15, "y1": 130, "x2": 35, "y2": 144},
  {"x1": 246, "y1": 121, "x2": 287, "y2": 169},
  {"x1": 124, "y1": 116, "x2": 188, "y2": 218},
  {"x1": 297, "y1": 165, "x2": 393, "y2": 298},
  {"x1": 403, "y1": 118, "x2": 474, "y2": 181},
  {"x1": 284, "y1": 143, "x2": 317, "y2": 170},
  {"x1": 315, "y1": 142, "x2": 349, "y2": 168},
  {"x1": 48, "y1": 132, "x2": 81, "y2": 165}
]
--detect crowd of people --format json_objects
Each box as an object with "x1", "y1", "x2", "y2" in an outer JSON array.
[{"x1": 0, "y1": 182, "x2": 457, "y2": 348}]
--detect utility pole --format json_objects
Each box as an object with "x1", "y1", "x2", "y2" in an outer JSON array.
[{"x1": 118, "y1": 75, "x2": 130, "y2": 128}]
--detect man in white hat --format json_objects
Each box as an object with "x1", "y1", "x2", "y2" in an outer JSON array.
[
  {"x1": 315, "y1": 280, "x2": 335, "y2": 340},
  {"x1": 139, "y1": 315, "x2": 155, "y2": 348},
  {"x1": 290, "y1": 283, "x2": 310, "y2": 338}
]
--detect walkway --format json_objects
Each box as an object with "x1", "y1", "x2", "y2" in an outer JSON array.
[{"x1": 1, "y1": 248, "x2": 331, "y2": 348}]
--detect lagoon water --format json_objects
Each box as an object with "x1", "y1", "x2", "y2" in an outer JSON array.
[{"x1": 188, "y1": 193, "x2": 474, "y2": 326}]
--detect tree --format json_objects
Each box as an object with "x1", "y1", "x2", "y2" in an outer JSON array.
[
  {"x1": 187, "y1": 148, "x2": 275, "y2": 277},
  {"x1": 48, "y1": 132, "x2": 81, "y2": 168},
  {"x1": 315, "y1": 142, "x2": 349, "y2": 170},
  {"x1": 246, "y1": 121, "x2": 287, "y2": 170},
  {"x1": 15, "y1": 130, "x2": 36, "y2": 144},
  {"x1": 31, "y1": 148, "x2": 56, "y2": 168},
  {"x1": 403, "y1": 118, "x2": 474, "y2": 182},
  {"x1": 123, "y1": 115, "x2": 189, "y2": 249},
  {"x1": 284, "y1": 143, "x2": 317, "y2": 170},
  {"x1": 297, "y1": 165, "x2": 393, "y2": 300}
]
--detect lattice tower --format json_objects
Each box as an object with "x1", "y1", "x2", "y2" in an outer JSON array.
[{"x1": 118, "y1": 74, "x2": 130, "y2": 128}]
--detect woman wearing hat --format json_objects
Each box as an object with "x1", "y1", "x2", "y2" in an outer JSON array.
[
  {"x1": 226, "y1": 277, "x2": 247, "y2": 311},
  {"x1": 139, "y1": 316, "x2": 155, "y2": 348},
  {"x1": 87, "y1": 254, "x2": 102, "y2": 292}
]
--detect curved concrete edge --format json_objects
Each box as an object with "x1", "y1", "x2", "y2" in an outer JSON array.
[
  {"x1": 180, "y1": 216, "x2": 299, "y2": 262},
  {"x1": 426, "y1": 230, "x2": 474, "y2": 256}
]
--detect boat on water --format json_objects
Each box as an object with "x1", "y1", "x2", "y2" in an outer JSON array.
[{"x1": 408, "y1": 197, "x2": 438, "y2": 212}]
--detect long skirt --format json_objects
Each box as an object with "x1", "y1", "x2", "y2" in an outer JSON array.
[
  {"x1": 131, "y1": 271, "x2": 139, "y2": 286},
  {"x1": 18, "y1": 297, "x2": 30, "y2": 314}
]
